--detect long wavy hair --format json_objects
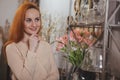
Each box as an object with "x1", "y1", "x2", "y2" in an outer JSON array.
[{"x1": 3, "y1": 2, "x2": 42, "y2": 59}]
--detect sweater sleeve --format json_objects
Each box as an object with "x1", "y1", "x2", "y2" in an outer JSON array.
[
  {"x1": 6, "y1": 43, "x2": 37, "y2": 80},
  {"x1": 46, "y1": 45, "x2": 59, "y2": 80}
]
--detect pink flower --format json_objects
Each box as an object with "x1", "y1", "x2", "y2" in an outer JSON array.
[
  {"x1": 56, "y1": 42, "x2": 65, "y2": 51},
  {"x1": 56, "y1": 28, "x2": 96, "y2": 52},
  {"x1": 69, "y1": 31, "x2": 76, "y2": 41},
  {"x1": 56, "y1": 34, "x2": 68, "y2": 51}
]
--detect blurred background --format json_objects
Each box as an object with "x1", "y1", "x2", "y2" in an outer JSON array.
[{"x1": 0, "y1": 0, "x2": 120, "y2": 80}]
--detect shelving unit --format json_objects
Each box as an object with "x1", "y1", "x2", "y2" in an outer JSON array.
[
  {"x1": 68, "y1": 21, "x2": 104, "y2": 80},
  {"x1": 69, "y1": 22, "x2": 104, "y2": 28},
  {"x1": 103, "y1": 0, "x2": 120, "y2": 80},
  {"x1": 68, "y1": 0, "x2": 120, "y2": 80}
]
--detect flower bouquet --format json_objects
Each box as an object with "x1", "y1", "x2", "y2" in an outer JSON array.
[
  {"x1": 56, "y1": 27, "x2": 101, "y2": 65},
  {"x1": 55, "y1": 27, "x2": 102, "y2": 79}
]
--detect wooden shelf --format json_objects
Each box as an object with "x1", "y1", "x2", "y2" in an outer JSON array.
[
  {"x1": 69, "y1": 22, "x2": 104, "y2": 28},
  {"x1": 109, "y1": 24, "x2": 120, "y2": 29}
]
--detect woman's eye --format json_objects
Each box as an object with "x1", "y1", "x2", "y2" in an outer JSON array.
[
  {"x1": 25, "y1": 19, "x2": 32, "y2": 23},
  {"x1": 35, "y1": 18, "x2": 40, "y2": 22}
]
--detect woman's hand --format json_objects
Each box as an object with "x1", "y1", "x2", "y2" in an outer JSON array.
[{"x1": 28, "y1": 34, "x2": 40, "y2": 52}]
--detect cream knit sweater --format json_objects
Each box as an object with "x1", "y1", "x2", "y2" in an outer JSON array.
[{"x1": 6, "y1": 41, "x2": 59, "y2": 80}]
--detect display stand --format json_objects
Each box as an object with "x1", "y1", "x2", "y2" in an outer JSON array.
[
  {"x1": 67, "y1": 0, "x2": 120, "y2": 80},
  {"x1": 103, "y1": 0, "x2": 120, "y2": 80},
  {"x1": 67, "y1": 21, "x2": 104, "y2": 80}
]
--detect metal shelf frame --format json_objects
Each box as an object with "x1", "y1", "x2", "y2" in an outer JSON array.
[
  {"x1": 68, "y1": 0, "x2": 120, "y2": 80},
  {"x1": 103, "y1": 0, "x2": 120, "y2": 80}
]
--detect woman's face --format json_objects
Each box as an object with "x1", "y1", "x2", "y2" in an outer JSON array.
[{"x1": 24, "y1": 8, "x2": 41, "y2": 35}]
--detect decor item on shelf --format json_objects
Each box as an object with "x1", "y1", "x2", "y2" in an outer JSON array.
[
  {"x1": 74, "y1": 0, "x2": 93, "y2": 24},
  {"x1": 92, "y1": 0, "x2": 106, "y2": 23},
  {"x1": 74, "y1": 0, "x2": 81, "y2": 24},
  {"x1": 81, "y1": 44, "x2": 103, "y2": 73},
  {"x1": 73, "y1": 0, "x2": 106, "y2": 24},
  {"x1": 55, "y1": 27, "x2": 102, "y2": 80},
  {"x1": 67, "y1": 16, "x2": 75, "y2": 25}
]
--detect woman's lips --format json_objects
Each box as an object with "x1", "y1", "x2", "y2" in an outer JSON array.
[{"x1": 29, "y1": 28, "x2": 37, "y2": 31}]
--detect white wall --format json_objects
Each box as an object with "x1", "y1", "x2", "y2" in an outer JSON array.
[
  {"x1": 0, "y1": 0, "x2": 18, "y2": 27},
  {"x1": 40, "y1": 0, "x2": 71, "y2": 17}
]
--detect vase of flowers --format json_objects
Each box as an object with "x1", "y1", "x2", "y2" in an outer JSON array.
[
  {"x1": 55, "y1": 27, "x2": 102, "y2": 80},
  {"x1": 56, "y1": 27, "x2": 99, "y2": 64}
]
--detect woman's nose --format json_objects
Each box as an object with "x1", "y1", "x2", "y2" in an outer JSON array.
[{"x1": 32, "y1": 21, "x2": 37, "y2": 26}]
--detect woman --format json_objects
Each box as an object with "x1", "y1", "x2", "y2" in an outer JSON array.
[{"x1": 3, "y1": 2, "x2": 59, "y2": 80}]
